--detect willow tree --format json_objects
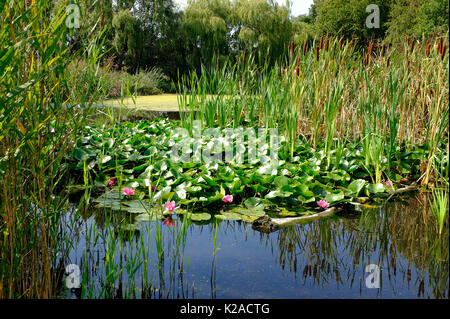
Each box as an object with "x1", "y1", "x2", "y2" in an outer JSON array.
[
  {"x1": 233, "y1": 0, "x2": 292, "y2": 65},
  {"x1": 112, "y1": 9, "x2": 141, "y2": 72},
  {"x1": 182, "y1": 0, "x2": 233, "y2": 71}
]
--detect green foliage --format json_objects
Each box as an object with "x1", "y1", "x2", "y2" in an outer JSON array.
[
  {"x1": 386, "y1": 0, "x2": 449, "y2": 42},
  {"x1": 312, "y1": 0, "x2": 391, "y2": 41},
  {"x1": 233, "y1": 0, "x2": 292, "y2": 63},
  {"x1": 0, "y1": 0, "x2": 105, "y2": 298},
  {"x1": 66, "y1": 118, "x2": 432, "y2": 219},
  {"x1": 112, "y1": 9, "x2": 140, "y2": 71}
]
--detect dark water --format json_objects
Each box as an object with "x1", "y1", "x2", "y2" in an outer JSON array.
[{"x1": 60, "y1": 194, "x2": 448, "y2": 299}]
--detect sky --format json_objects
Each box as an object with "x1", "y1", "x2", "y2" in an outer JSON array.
[{"x1": 174, "y1": 0, "x2": 314, "y2": 17}]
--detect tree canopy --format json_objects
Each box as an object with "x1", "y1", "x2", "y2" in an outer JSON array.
[{"x1": 66, "y1": 0, "x2": 448, "y2": 77}]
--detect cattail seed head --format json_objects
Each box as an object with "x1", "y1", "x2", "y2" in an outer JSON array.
[
  {"x1": 441, "y1": 45, "x2": 447, "y2": 60},
  {"x1": 381, "y1": 43, "x2": 386, "y2": 57},
  {"x1": 425, "y1": 39, "x2": 430, "y2": 57},
  {"x1": 320, "y1": 36, "x2": 323, "y2": 49},
  {"x1": 100, "y1": 13, "x2": 105, "y2": 29},
  {"x1": 368, "y1": 41, "x2": 373, "y2": 57},
  {"x1": 387, "y1": 55, "x2": 390, "y2": 67},
  {"x1": 303, "y1": 41, "x2": 307, "y2": 55},
  {"x1": 316, "y1": 46, "x2": 319, "y2": 61},
  {"x1": 324, "y1": 37, "x2": 329, "y2": 52},
  {"x1": 437, "y1": 37, "x2": 443, "y2": 54}
]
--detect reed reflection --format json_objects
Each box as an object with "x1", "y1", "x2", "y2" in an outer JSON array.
[{"x1": 270, "y1": 195, "x2": 448, "y2": 298}]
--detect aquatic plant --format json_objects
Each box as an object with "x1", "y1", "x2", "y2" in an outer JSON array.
[
  {"x1": 223, "y1": 195, "x2": 234, "y2": 203},
  {"x1": 122, "y1": 188, "x2": 135, "y2": 196},
  {"x1": 317, "y1": 200, "x2": 329, "y2": 210},
  {"x1": 164, "y1": 201, "x2": 177, "y2": 213},
  {"x1": 429, "y1": 188, "x2": 449, "y2": 236},
  {"x1": 0, "y1": 0, "x2": 105, "y2": 298}
]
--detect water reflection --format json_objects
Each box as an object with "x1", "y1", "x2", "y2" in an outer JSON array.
[
  {"x1": 271, "y1": 194, "x2": 448, "y2": 298},
  {"x1": 61, "y1": 194, "x2": 448, "y2": 299}
]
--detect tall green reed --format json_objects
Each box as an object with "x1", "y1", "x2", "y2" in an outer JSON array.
[{"x1": 0, "y1": 0, "x2": 105, "y2": 298}]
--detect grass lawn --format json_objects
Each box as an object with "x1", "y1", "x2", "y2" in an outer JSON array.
[{"x1": 104, "y1": 94, "x2": 180, "y2": 111}]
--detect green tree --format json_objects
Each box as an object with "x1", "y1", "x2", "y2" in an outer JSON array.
[
  {"x1": 233, "y1": 0, "x2": 292, "y2": 63},
  {"x1": 312, "y1": 0, "x2": 391, "y2": 42},
  {"x1": 112, "y1": 9, "x2": 140, "y2": 71},
  {"x1": 387, "y1": 0, "x2": 449, "y2": 42},
  {"x1": 182, "y1": 0, "x2": 233, "y2": 70}
]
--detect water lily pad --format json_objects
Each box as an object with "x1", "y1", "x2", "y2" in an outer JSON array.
[
  {"x1": 231, "y1": 207, "x2": 265, "y2": 217},
  {"x1": 122, "y1": 199, "x2": 154, "y2": 213},
  {"x1": 244, "y1": 197, "x2": 265, "y2": 210},
  {"x1": 188, "y1": 212, "x2": 211, "y2": 221},
  {"x1": 215, "y1": 212, "x2": 243, "y2": 221},
  {"x1": 367, "y1": 183, "x2": 385, "y2": 194},
  {"x1": 348, "y1": 179, "x2": 367, "y2": 195},
  {"x1": 265, "y1": 190, "x2": 293, "y2": 199},
  {"x1": 324, "y1": 190, "x2": 345, "y2": 203},
  {"x1": 134, "y1": 213, "x2": 160, "y2": 223}
]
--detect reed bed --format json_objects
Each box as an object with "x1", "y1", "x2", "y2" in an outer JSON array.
[
  {"x1": 0, "y1": 0, "x2": 104, "y2": 298},
  {"x1": 178, "y1": 36, "x2": 449, "y2": 186}
]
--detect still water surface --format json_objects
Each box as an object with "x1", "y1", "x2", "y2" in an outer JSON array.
[{"x1": 61, "y1": 194, "x2": 448, "y2": 299}]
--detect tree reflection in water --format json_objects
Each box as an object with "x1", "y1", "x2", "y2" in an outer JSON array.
[{"x1": 272, "y1": 194, "x2": 448, "y2": 298}]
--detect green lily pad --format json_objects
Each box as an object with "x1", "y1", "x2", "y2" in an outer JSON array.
[
  {"x1": 231, "y1": 207, "x2": 265, "y2": 217},
  {"x1": 244, "y1": 197, "x2": 265, "y2": 210},
  {"x1": 324, "y1": 190, "x2": 345, "y2": 203},
  {"x1": 215, "y1": 212, "x2": 243, "y2": 221},
  {"x1": 348, "y1": 179, "x2": 367, "y2": 195},
  {"x1": 188, "y1": 212, "x2": 211, "y2": 221},
  {"x1": 367, "y1": 183, "x2": 385, "y2": 194}
]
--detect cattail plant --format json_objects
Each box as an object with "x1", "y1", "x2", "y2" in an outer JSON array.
[
  {"x1": 437, "y1": 37, "x2": 443, "y2": 55},
  {"x1": 410, "y1": 40, "x2": 415, "y2": 54}
]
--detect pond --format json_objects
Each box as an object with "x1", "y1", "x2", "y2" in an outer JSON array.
[{"x1": 59, "y1": 193, "x2": 448, "y2": 299}]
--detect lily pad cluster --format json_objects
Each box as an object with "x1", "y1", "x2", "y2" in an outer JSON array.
[{"x1": 67, "y1": 119, "x2": 426, "y2": 221}]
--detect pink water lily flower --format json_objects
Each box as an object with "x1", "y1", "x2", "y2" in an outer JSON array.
[
  {"x1": 163, "y1": 217, "x2": 174, "y2": 227},
  {"x1": 122, "y1": 188, "x2": 135, "y2": 196},
  {"x1": 164, "y1": 201, "x2": 176, "y2": 213},
  {"x1": 317, "y1": 200, "x2": 329, "y2": 210},
  {"x1": 385, "y1": 180, "x2": 392, "y2": 187},
  {"x1": 223, "y1": 194, "x2": 233, "y2": 203},
  {"x1": 108, "y1": 178, "x2": 117, "y2": 187},
  {"x1": 401, "y1": 177, "x2": 408, "y2": 183}
]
